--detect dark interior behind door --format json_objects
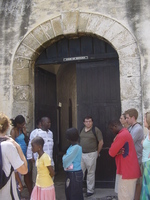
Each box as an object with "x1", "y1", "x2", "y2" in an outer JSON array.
[
  {"x1": 35, "y1": 67, "x2": 58, "y2": 168},
  {"x1": 76, "y1": 60, "x2": 121, "y2": 187}
]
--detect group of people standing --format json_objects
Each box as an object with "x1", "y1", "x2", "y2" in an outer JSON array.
[
  {"x1": 110, "y1": 108, "x2": 150, "y2": 200},
  {"x1": 0, "y1": 114, "x2": 55, "y2": 200},
  {"x1": 0, "y1": 108, "x2": 150, "y2": 200}
]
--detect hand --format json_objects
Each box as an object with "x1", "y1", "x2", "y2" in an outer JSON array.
[
  {"x1": 18, "y1": 183, "x2": 23, "y2": 192},
  {"x1": 117, "y1": 148, "x2": 125, "y2": 155},
  {"x1": 113, "y1": 136, "x2": 117, "y2": 141},
  {"x1": 97, "y1": 151, "x2": 100, "y2": 158}
]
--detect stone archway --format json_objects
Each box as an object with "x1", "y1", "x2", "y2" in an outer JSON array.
[{"x1": 11, "y1": 11, "x2": 141, "y2": 130}]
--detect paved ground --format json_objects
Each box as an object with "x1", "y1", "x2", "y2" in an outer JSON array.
[
  {"x1": 20, "y1": 168, "x2": 117, "y2": 200},
  {"x1": 55, "y1": 181, "x2": 117, "y2": 200},
  {"x1": 21, "y1": 182, "x2": 117, "y2": 200}
]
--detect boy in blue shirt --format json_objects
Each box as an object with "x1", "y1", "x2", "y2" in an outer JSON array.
[{"x1": 62, "y1": 128, "x2": 84, "y2": 200}]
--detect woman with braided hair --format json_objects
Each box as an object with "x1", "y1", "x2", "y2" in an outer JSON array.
[
  {"x1": 0, "y1": 113, "x2": 27, "y2": 200},
  {"x1": 10, "y1": 115, "x2": 32, "y2": 196}
]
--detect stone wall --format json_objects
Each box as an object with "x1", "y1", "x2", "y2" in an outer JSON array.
[{"x1": 0, "y1": 0, "x2": 150, "y2": 130}]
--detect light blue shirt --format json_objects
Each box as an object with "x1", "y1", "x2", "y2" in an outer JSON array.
[
  {"x1": 142, "y1": 135, "x2": 150, "y2": 163},
  {"x1": 128, "y1": 123, "x2": 144, "y2": 164},
  {"x1": 62, "y1": 144, "x2": 82, "y2": 171}
]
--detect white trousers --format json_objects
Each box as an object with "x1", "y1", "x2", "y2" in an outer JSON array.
[
  {"x1": 81, "y1": 151, "x2": 97, "y2": 193},
  {"x1": 118, "y1": 175, "x2": 137, "y2": 200}
]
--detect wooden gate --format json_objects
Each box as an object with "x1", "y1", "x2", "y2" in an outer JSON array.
[
  {"x1": 76, "y1": 60, "x2": 121, "y2": 187},
  {"x1": 35, "y1": 36, "x2": 121, "y2": 187}
]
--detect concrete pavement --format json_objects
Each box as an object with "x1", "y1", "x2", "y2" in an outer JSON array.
[
  {"x1": 55, "y1": 181, "x2": 117, "y2": 200},
  {"x1": 21, "y1": 181, "x2": 117, "y2": 200}
]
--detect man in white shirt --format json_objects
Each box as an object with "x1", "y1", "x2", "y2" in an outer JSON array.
[{"x1": 27, "y1": 117, "x2": 54, "y2": 185}]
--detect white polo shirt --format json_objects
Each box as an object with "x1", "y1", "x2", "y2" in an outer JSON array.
[{"x1": 27, "y1": 128, "x2": 54, "y2": 166}]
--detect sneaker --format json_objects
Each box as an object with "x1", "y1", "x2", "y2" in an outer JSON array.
[{"x1": 85, "y1": 192, "x2": 94, "y2": 197}]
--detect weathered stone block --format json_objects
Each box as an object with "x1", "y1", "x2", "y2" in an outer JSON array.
[
  {"x1": 13, "y1": 68, "x2": 29, "y2": 85},
  {"x1": 51, "y1": 16, "x2": 63, "y2": 36},
  {"x1": 94, "y1": 16, "x2": 116, "y2": 38},
  {"x1": 32, "y1": 26, "x2": 49, "y2": 46},
  {"x1": 15, "y1": 43, "x2": 39, "y2": 59},
  {"x1": 117, "y1": 43, "x2": 140, "y2": 58},
  {"x1": 103, "y1": 21, "x2": 125, "y2": 42},
  {"x1": 143, "y1": 78, "x2": 150, "y2": 101},
  {"x1": 86, "y1": 13, "x2": 104, "y2": 34},
  {"x1": 0, "y1": 99, "x2": 11, "y2": 117},
  {"x1": 22, "y1": 33, "x2": 44, "y2": 52},
  {"x1": 119, "y1": 58, "x2": 141, "y2": 76},
  {"x1": 120, "y1": 76, "x2": 141, "y2": 100},
  {"x1": 41, "y1": 20, "x2": 55, "y2": 39},
  {"x1": 142, "y1": 62, "x2": 150, "y2": 76},
  {"x1": 13, "y1": 85, "x2": 31, "y2": 101},
  {"x1": 143, "y1": 96, "x2": 150, "y2": 111},
  {"x1": 78, "y1": 12, "x2": 90, "y2": 32},
  {"x1": 111, "y1": 29, "x2": 135, "y2": 49},
  {"x1": 13, "y1": 58, "x2": 30, "y2": 70},
  {"x1": 61, "y1": 11, "x2": 79, "y2": 34}
]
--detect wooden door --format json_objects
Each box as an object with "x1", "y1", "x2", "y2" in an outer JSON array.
[
  {"x1": 35, "y1": 67, "x2": 58, "y2": 167},
  {"x1": 35, "y1": 67, "x2": 57, "y2": 132},
  {"x1": 76, "y1": 60, "x2": 121, "y2": 187}
]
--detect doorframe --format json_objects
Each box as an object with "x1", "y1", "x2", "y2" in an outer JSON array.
[{"x1": 11, "y1": 11, "x2": 142, "y2": 131}]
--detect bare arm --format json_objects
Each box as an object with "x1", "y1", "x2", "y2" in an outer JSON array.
[
  {"x1": 97, "y1": 139, "x2": 104, "y2": 157},
  {"x1": 15, "y1": 172, "x2": 23, "y2": 192},
  {"x1": 9, "y1": 138, "x2": 28, "y2": 174},
  {"x1": 47, "y1": 166, "x2": 55, "y2": 178},
  {"x1": 10, "y1": 128, "x2": 16, "y2": 140}
]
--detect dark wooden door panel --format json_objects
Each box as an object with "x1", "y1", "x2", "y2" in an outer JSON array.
[
  {"x1": 76, "y1": 60, "x2": 121, "y2": 187},
  {"x1": 35, "y1": 67, "x2": 57, "y2": 138}
]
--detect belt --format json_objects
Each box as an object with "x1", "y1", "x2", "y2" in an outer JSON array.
[{"x1": 82, "y1": 151, "x2": 96, "y2": 153}]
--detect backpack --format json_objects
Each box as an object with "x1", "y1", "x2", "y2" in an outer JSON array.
[
  {"x1": 0, "y1": 137, "x2": 14, "y2": 189},
  {"x1": 80, "y1": 126, "x2": 99, "y2": 145},
  {"x1": 91, "y1": 126, "x2": 99, "y2": 145}
]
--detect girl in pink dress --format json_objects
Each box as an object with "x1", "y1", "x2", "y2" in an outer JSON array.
[{"x1": 30, "y1": 136, "x2": 56, "y2": 200}]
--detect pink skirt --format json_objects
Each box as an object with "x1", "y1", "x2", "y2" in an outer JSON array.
[{"x1": 30, "y1": 185, "x2": 56, "y2": 200}]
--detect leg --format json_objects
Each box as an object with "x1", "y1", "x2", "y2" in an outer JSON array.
[
  {"x1": 32, "y1": 162, "x2": 37, "y2": 187},
  {"x1": 24, "y1": 172, "x2": 33, "y2": 196},
  {"x1": 65, "y1": 171, "x2": 84, "y2": 200},
  {"x1": 134, "y1": 163, "x2": 142, "y2": 200},
  {"x1": 115, "y1": 173, "x2": 119, "y2": 193},
  {"x1": 86, "y1": 151, "x2": 97, "y2": 194},
  {"x1": 65, "y1": 172, "x2": 73, "y2": 200},
  {"x1": 134, "y1": 183, "x2": 142, "y2": 200},
  {"x1": 81, "y1": 154, "x2": 86, "y2": 179},
  {"x1": 118, "y1": 176, "x2": 137, "y2": 200}
]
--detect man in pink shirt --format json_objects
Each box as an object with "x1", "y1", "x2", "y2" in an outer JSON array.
[{"x1": 109, "y1": 120, "x2": 141, "y2": 200}]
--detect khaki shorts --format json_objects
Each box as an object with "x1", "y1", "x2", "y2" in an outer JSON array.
[{"x1": 118, "y1": 175, "x2": 137, "y2": 200}]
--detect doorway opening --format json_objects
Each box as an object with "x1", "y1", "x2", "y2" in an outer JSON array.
[{"x1": 35, "y1": 35, "x2": 121, "y2": 187}]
